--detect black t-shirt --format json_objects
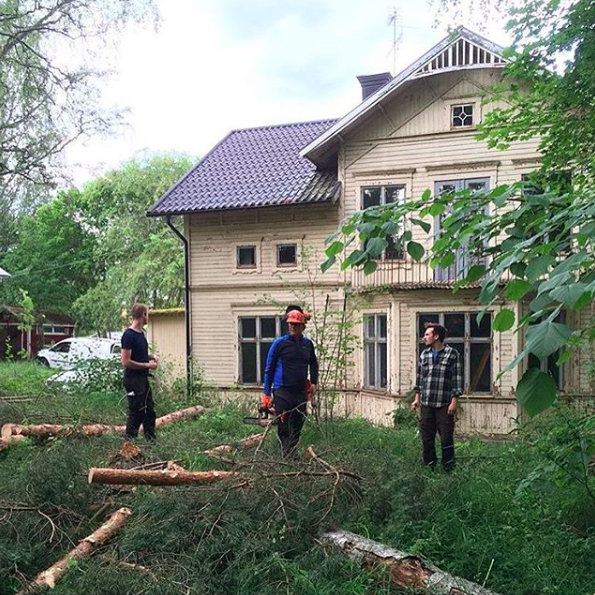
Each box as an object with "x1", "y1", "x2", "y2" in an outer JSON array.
[{"x1": 122, "y1": 328, "x2": 149, "y2": 379}]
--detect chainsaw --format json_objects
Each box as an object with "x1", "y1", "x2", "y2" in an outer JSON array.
[
  {"x1": 242, "y1": 395, "x2": 274, "y2": 427},
  {"x1": 242, "y1": 381, "x2": 315, "y2": 426}
]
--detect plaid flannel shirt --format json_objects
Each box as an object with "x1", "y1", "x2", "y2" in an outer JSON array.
[{"x1": 415, "y1": 344, "x2": 463, "y2": 407}]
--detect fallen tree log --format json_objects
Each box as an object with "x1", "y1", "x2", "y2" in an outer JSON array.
[
  {"x1": 0, "y1": 434, "x2": 25, "y2": 451},
  {"x1": 3, "y1": 405, "x2": 205, "y2": 440},
  {"x1": 204, "y1": 432, "x2": 266, "y2": 456},
  {"x1": 154, "y1": 405, "x2": 205, "y2": 427},
  {"x1": 88, "y1": 467, "x2": 238, "y2": 486},
  {"x1": 16, "y1": 507, "x2": 132, "y2": 594},
  {"x1": 320, "y1": 530, "x2": 503, "y2": 595}
]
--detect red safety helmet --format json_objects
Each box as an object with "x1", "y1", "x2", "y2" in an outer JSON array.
[{"x1": 285, "y1": 309, "x2": 307, "y2": 325}]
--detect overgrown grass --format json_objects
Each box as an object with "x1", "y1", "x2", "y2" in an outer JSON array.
[
  {"x1": 0, "y1": 361, "x2": 54, "y2": 396},
  {"x1": 0, "y1": 372, "x2": 593, "y2": 595}
]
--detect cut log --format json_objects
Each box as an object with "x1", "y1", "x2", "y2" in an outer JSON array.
[
  {"x1": 16, "y1": 507, "x2": 132, "y2": 594},
  {"x1": 3, "y1": 405, "x2": 205, "y2": 441},
  {"x1": 88, "y1": 467, "x2": 238, "y2": 486},
  {"x1": 154, "y1": 405, "x2": 205, "y2": 427},
  {"x1": 320, "y1": 530, "x2": 503, "y2": 595},
  {"x1": 0, "y1": 434, "x2": 25, "y2": 451},
  {"x1": 204, "y1": 432, "x2": 266, "y2": 456}
]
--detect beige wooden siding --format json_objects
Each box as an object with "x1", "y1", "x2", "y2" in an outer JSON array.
[
  {"x1": 147, "y1": 309, "x2": 186, "y2": 379},
  {"x1": 188, "y1": 203, "x2": 342, "y2": 289},
  {"x1": 190, "y1": 286, "x2": 345, "y2": 387}
]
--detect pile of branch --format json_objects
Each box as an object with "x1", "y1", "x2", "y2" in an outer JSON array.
[
  {"x1": 320, "y1": 530, "x2": 502, "y2": 595},
  {"x1": 1, "y1": 405, "x2": 205, "y2": 442},
  {"x1": 16, "y1": 507, "x2": 132, "y2": 595}
]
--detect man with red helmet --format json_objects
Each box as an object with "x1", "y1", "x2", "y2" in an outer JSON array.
[{"x1": 262, "y1": 305, "x2": 318, "y2": 458}]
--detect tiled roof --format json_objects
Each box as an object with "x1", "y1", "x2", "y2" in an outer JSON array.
[{"x1": 148, "y1": 119, "x2": 339, "y2": 216}]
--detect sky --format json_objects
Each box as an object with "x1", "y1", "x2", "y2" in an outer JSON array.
[{"x1": 64, "y1": 0, "x2": 511, "y2": 186}]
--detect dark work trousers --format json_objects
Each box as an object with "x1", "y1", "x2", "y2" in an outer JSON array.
[
  {"x1": 420, "y1": 404, "x2": 455, "y2": 471},
  {"x1": 273, "y1": 387, "x2": 307, "y2": 458},
  {"x1": 123, "y1": 375, "x2": 156, "y2": 441}
]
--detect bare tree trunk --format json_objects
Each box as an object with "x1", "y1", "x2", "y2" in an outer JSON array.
[
  {"x1": 16, "y1": 507, "x2": 132, "y2": 595},
  {"x1": 204, "y1": 432, "x2": 266, "y2": 456},
  {"x1": 320, "y1": 530, "x2": 503, "y2": 595},
  {"x1": 2, "y1": 405, "x2": 205, "y2": 440},
  {"x1": 88, "y1": 467, "x2": 238, "y2": 486}
]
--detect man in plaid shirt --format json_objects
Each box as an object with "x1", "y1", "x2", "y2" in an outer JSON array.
[{"x1": 411, "y1": 323, "x2": 462, "y2": 471}]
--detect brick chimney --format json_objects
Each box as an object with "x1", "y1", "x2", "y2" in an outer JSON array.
[{"x1": 356, "y1": 72, "x2": 392, "y2": 101}]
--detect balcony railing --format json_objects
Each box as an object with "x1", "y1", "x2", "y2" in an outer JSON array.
[{"x1": 350, "y1": 254, "x2": 488, "y2": 290}]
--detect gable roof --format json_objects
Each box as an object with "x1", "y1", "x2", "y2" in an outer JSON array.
[
  {"x1": 301, "y1": 26, "x2": 506, "y2": 167},
  {"x1": 148, "y1": 119, "x2": 340, "y2": 216}
]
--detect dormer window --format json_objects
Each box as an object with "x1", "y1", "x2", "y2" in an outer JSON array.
[{"x1": 452, "y1": 104, "x2": 474, "y2": 128}]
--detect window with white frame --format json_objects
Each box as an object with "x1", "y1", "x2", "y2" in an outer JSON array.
[
  {"x1": 434, "y1": 178, "x2": 489, "y2": 282},
  {"x1": 451, "y1": 104, "x2": 474, "y2": 128},
  {"x1": 237, "y1": 245, "x2": 256, "y2": 268},
  {"x1": 238, "y1": 316, "x2": 288, "y2": 384},
  {"x1": 417, "y1": 312, "x2": 492, "y2": 393},
  {"x1": 364, "y1": 314, "x2": 388, "y2": 389},
  {"x1": 277, "y1": 243, "x2": 297, "y2": 267},
  {"x1": 361, "y1": 185, "x2": 406, "y2": 260}
]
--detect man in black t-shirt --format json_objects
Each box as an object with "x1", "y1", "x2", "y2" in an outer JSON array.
[{"x1": 121, "y1": 303, "x2": 159, "y2": 440}]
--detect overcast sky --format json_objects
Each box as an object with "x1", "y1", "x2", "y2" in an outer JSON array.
[{"x1": 64, "y1": 0, "x2": 511, "y2": 186}]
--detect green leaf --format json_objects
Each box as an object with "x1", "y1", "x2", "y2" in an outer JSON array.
[
  {"x1": 381, "y1": 221, "x2": 399, "y2": 235},
  {"x1": 363, "y1": 260, "x2": 378, "y2": 275},
  {"x1": 407, "y1": 241, "x2": 425, "y2": 261},
  {"x1": 525, "y1": 321, "x2": 572, "y2": 359},
  {"x1": 516, "y1": 368, "x2": 557, "y2": 417},
  {"x1": 550, "y1": 283, "x2": 588, "y2": 309},
  {"x1": 365, "y1": 237, "x2": 388, "y2": 257},
  {"x1": 439, "y1": 252, "x2": 455, "y2": 268},
  {"x1": 428, "y1": 203, "x2": 445, "y2": 216},
  {"x1": 504, "y1": 279, "x2": 532, "y2": 300},
  {"x1": 401, "y1": 230, "x2": 412, "y2": 242},
  {"x1": 410, "y1": 218, "x2": 431, "y2": 233},
  {"x1": 421, "y1": 188, "x2": 432, "y2": 201},
  {"x1": 556, "y1": 350, "x2": 572, "y2": 366},
  {"x1": 526, "y1": 255, "x2": 555, "y2": 282},
  {"x1": 510, "y1": 262, "x2": 527, "y2": 278},
  {"x1": 465, "y1": 264, "x2": 486, "y2": 284},
  {"x1": 493, "y1": 308, "x2": 515, "y2": 331},
  {"x1": 325, "y1": 241, "x2": 343, "y2": 258},
  {"x1": 320, "y1": 256, "x2": 336, "y2": 273}
]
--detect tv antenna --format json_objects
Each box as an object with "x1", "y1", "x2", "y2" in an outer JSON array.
[{"x1": 387, "y1": 7, "x2": 402, "y2": 75}]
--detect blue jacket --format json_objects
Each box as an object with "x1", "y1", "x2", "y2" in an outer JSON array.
[{"x1": 263, "y1": 334, "x2": 318, "y2": 395}]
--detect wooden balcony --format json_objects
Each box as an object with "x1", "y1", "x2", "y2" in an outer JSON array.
[{"x1": 350, "y1": 255, "x2": 486, "y2": 291}]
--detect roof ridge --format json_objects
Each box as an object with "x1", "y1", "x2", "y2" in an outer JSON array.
[{"x1": 228, "y1": 118, "x2": 338, "y2": 134}]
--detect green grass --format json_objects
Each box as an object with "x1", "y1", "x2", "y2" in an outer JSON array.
[{"x1": 0, "y1": 371, "x2": 593, "y2": 595}]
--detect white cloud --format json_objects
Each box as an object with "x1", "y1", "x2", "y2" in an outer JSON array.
[{"x1": 64, "y1": 0, "x2": 511, "y2": 187}]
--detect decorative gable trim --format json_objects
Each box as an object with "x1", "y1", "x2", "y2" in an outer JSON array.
[
  {"x1": 413, "y1": 37, "x2": 505, "y2": 78},
  {"x1": 301, "y1": 26, "x2": 507, "y2": 166}
]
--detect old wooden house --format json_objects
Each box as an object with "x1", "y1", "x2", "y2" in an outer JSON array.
[{"x1": 148, "y1": 27, "x2": 592, "y2": 435}]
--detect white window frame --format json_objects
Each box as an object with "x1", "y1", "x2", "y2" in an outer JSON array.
[
  {"x1": 360, "y1": 184, "x2": 407, "y2": 261},
  {"x1": 416, "y1": 311, "x2": 493, "y2": 394},
  {"x1": 363, "y1": 313, "x2": 388, "y2": 390},
  {"x1": 238, "y1": 315, "x2": 287, "y2": 385}
]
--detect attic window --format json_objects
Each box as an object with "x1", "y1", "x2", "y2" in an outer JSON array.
[
  {"x1": 277, "y1": 243, "x2": 297, "y2": 267},
  {"x1": 452, "y1": 104, "x2": 474, "y2": 128},
  {"x1": 237, "y1": 245, "x2": 256, "y2": 268}
]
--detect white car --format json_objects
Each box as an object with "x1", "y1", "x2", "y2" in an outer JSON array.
[{"x1": 36, "y1": 337, "x2": 121, "y2": 369}]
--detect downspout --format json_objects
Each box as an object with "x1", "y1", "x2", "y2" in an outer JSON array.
[{"x1": 166, "y1": 215, "x2": 192, "y2": 395}]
